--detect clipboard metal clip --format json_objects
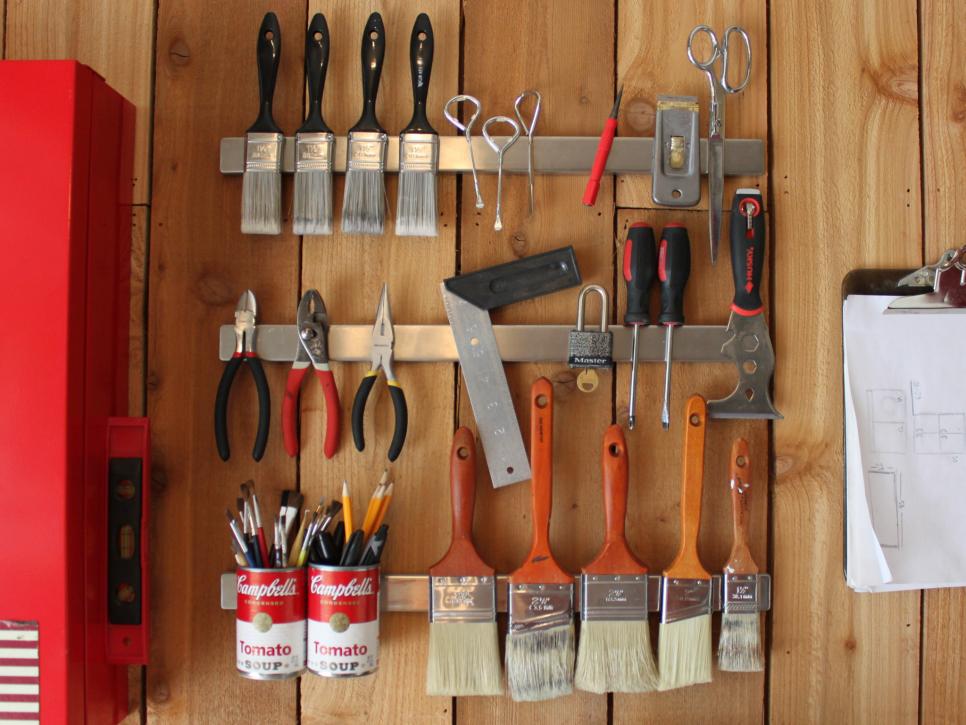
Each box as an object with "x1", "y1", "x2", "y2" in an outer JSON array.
[{"x1": 887, "y1": 247, "x2": 966, "y2": 313}]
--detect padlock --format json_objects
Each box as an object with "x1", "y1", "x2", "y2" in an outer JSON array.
[{"x1": 568, "y1": 284, "x2": 613, "y2": 369}]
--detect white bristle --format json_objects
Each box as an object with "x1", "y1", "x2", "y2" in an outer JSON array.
[
  {"x1": 395, "y1": 169, "x2": 438, "y2": 237},
  {"x1": 341, "y1": 169, "x2": 385, "y2": 234},
  {"x1": 241, "y1": 169, "x2": 282, "y2": 235},
  {"x1": 426, "y1": 622, "x2": 503, "y2": 696},
  {"x1": 505, "y1": 623, "x2": 575, "y2": 702},
  {"x1": 574, "y1": 619, "x2": 658, "y2": 693},
  {"x1": 293, "y1": 168, "x2": 333, "y2": 235},
  {"x1": 658, "y1": 614, "x2": 712, "y2": 690},
  {"x1": 717, "y1": 612, "x2": 763, "y2": 672}
]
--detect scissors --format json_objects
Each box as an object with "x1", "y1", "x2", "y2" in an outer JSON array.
[{"x1": 687, "y1": 24, "x2": 752, "y2": 264}]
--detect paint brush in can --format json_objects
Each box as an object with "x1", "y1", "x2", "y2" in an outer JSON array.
[
  {"x1": 341, "y1": 12, "x2": 388, "y2": 235},
  {"x1": 658, "y1": 394, "x2": 713, "y2": 689},
  {"x1": 241, "y1": 13, "x2": 284, "y2": 235},
  {"x1": 574, "y1": 424, "x2": 658, "y2": 693},
  {"x1": 426, "y1": 427, "x2": 502, "y2": 696},
  {"x1": 505, "y1": 377, "x2": 574, "y2": 701},
  {"x1": 293, "y1": 13, "x2": 335, "y2": 236},
  {"x1": 718, "y1": 437, "x2": 765, "y2": 672},
  {"x1": 395, "y1": 13, "x2": 438, "y2": 237}
]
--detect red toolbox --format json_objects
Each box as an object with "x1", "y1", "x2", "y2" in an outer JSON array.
[{"x1": 0, "y1": 61, "x2": 148, "y2": 724}]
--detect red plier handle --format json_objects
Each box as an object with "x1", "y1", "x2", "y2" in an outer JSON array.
[{"x1": 282, "y1": 361, "x2": 341, "y2": 458}]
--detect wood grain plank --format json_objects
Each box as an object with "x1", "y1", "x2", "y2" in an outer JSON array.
[
  {"x1": 769, "y1": 1, "x2": 922, "y2": 723},
  {"x1": 5, "y1": 0, "x2": 154, "y2": 202},
  {"x1": 148, "y1": 2, "x2": 305, "y2": 722},
  {"x1": 298, "y1": 2, "x2": 458, "y2": 723},
  {"x1": 1, "y1": 0, "x2": 6, "y2": 57},
  {"x1": 919, "y1": 2, "x2": 966, "y2": 721},
  {"x1": 456, "y1": 1, "x2": 612, "y2": 722},
  {"x1": 616, "y1": 0, "x2": 766, "y2": 211}
]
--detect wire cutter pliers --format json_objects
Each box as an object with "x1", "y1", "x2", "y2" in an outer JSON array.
[
  {"x1": 282, "y1": 290, "x2": 341, "y2": 459},
  {"x1": 215, "y1": 290, "x2": 271, "y2": 461},
  {"x1": 351, "y1": 284, "x2": 408, "y2": 462}
]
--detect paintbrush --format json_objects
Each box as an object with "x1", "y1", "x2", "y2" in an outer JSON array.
[
  {"x1": 718, "y1": 437, "x2": 765, "y2": 672},
  {"x1": 241, "y1": 13, "x2": 284, "y2": 235},
  {"x1": 293, "y1": 13, "x2": 335, "y2": 235},
  {"x1": 395, "y1": 13, "x2": 438, "y2": 237},
  {"x1": 506, "y1": 377, "x2": 574, "y2": 702},
  {"x1": 658, "y1": 394, "x2": 713, "y2": 690},
  {"x1": 341, "y1": 12, "x2": 388, "y2": 234},
  {"x1": 242, "y1": 481, "x2": 270, "y2": 567},
  {"x1": 575, "y1": 424, "x2": 658, "y2": 693},
  {"x1": 426, "y1": 427, "x2": 502, "y2": 696}
]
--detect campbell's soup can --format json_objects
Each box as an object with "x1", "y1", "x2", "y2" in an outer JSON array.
[
  {"x1": 307, "y1": 564, "x2": 380, "y2": 677},
  {"x1": 235, "y1": 567, "x2": 306, "y2": 679}
]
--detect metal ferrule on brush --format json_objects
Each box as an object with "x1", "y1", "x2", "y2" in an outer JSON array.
[
  {"x1": 508, "y1": 583, "x2": 573, "y2": 633},
  {"x1": 580, "y1": 574, "x2": 648, "y2": 622},
  {"x1": 660, "y1": 577, "x2": 712, "y2": 624},
  {"x1": 244, "y1": 132, "x2": 283, "y2": 172},
  {"x1": 295, "y1": 131, "x2": 335, "y2": 172},
  {"x1": 399, "y1": 133, "x2": 439, "y2": 173},
  {"x1": 346, "y1": 131, "x2": 388, "y2": 172},
  {"x1": 428, "y1": 576, "x2": 496, "y2": 624},
  {"x1": 722, "y1": 573, "x2": 771, "y2": 615}
]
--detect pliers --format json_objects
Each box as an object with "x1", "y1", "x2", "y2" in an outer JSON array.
[
  {"x1": 351, "y1": 284, "x2": 408, "y2": 461},
  {"x1": 215, "y1": 290, "x2": 271, "y2": 461},
  {"x1": 282, "y1": 290, "x2": 341, "y2": 459}
]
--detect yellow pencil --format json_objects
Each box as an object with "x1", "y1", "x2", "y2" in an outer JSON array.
[
  {"x1": 361, "y1": 483, "x2": 386, "y2": 539},
  {"x1": 342, "y1": 480, "x2": 353, "y2": 543},
  {"x1": 371, "y1": 481, "x2": 394, "y2": 532}
]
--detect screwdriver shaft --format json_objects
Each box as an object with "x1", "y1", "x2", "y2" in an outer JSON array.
[
  {"x1": 661, "y1": 325, "x2": 674, "y2": 430},
  {"x1": 628, "y1": 324, "x2": 641, "y2": 429}
]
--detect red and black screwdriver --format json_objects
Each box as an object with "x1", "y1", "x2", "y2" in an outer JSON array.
[
  {"x1": 623, "y1": 223, "x2": 657, "y2": 429},
  {"x1": 658, "y1": 224, "x2": 691, "y2": 430}
]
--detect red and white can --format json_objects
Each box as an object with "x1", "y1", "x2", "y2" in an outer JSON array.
[
  {"x1": 307, "y1": 564, "x2": 380, "y2": 677},
  {"x1": 235, "y1": 567, "x2": 306, "y2": 680}
]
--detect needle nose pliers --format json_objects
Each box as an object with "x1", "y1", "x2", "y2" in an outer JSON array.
[
  {"x1": 351, "y1": 284, "x2": 408, "y2": 461},
  {"x1": 282, "y1": 290, "x2": 341, "y2": 458},
  {"x1": 215, "y1": 290, "x2": 271, "y2": 461}
]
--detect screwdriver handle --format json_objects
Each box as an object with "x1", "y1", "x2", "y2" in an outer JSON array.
[
  {"x1": 623, "y1": 223, "x2": 657, "y2": 325},
  {"x1": 730, "y1": 189, "x2": 765, "y2": 315},
  {"x1": 658, "y1": 224, "x2": 691, "y2": 327}
]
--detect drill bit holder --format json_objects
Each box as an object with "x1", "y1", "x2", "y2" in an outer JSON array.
[{"x1": 219, "y1": 135, "x2": 764, "y2": 176}]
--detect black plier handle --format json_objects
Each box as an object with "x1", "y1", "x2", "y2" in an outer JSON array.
[
  {"x1": 351, "y1": 370, "x2": 407, "y2": 462},
  {"x1": 215, "y1": 352, "x2": 271, "y2": 461}
]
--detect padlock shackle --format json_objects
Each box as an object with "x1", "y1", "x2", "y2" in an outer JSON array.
[{"x1": 575, "y1": 284, "x2": 610, "y2": 332}]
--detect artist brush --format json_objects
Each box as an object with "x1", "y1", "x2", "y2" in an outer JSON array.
[
  {"x1": 341, "y1": 481, "x2": 354, "y2": 543},
  {"x1": 317, "y1": 531, "x2": 338, "y2": 565},
  {"x1": 288, "y1": 510, "x2": 312, "y2": 567},
  {"x1": 241, "y1": 13, "x2": 284, "y2": 235},
  {"x1": 226, "y1": 510, "x2": 255, "y2": 567},
  {"x1": 718, "y1": 438, "x2": 765, "y2": 672},
  {"x1": 426, "y1": 427, "x2": 502, "y2": 696},
  {"x1": 370, "y1": 482, "x2": 394, "y2": 534},
  {"x1": 341, "y1": 13, "x2": 388, "y2": 235},
  {"x1": 658, "y1": 395, "x2": 713, "y2": 690},
  {"x1": 396, "y1": 13, "x2": 439, "y2": 237},
  {"x1": 293, "y1": 14, "x2": 335, "y2": 235},
  {"x1": 282, "y1": 492, "x2": 303, "y2": 539},
  {"x1": 506, "y1": 378, "x2": 574, "y2": 702},
  {"x1": 360, "y1": 524, "x2": 389, "y2": 566},
  {"x1": 230, "y1": 538, "x2": 249, "y2": 567},
  {"x1": 243, "y1": 482, "x2": 270, "y2": 567},
  {"x1": 574, "y1": 425, "x2": 658, "y2": 693},
  {"x1": 298, "y1": 500, "x2": 341, "y2": 567}
]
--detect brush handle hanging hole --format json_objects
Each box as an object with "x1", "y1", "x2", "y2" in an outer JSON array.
[
  {"x1": 457, "y1": 446, "x2": 470, "y2": 460},
  {"x1": 264, "y1": 31, "x2": 274, "y2": 41},
  {"x1": 418, "y1": 31, "x2": 427, "y2": 41},
  {"x1": 736, "y1": 455, "x2": 747, "y2": 467},
  {"x1": 370, "y1": 30, "x2": 379, "y2": 40},
  {"x1": 689, "y1": 413, "x2": 701, "y2": 426},
  {"x1": 608, "y1": 443, "x2": 621, "y2": 457},
  {"x1": 313, "y1": 31, "x2": 322, "y2": 41},
  {"x1": 535, "y1": 394, "x2": 549, "y2": 408}
]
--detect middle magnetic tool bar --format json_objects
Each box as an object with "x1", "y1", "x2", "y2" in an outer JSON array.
[
  {"x1": 220, "y1": 135, "x2": 765, "y2": 176},
  {"x1": 219, "y1": 324, "x2": 734, "y2": 363}
]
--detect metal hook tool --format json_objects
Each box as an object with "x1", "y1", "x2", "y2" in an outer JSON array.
[
  {"x1": 482, "y1": 115, "x2": 521, "y2": 232},
  {"x1": 513, "y1": 89, "x2": 542, "y2": 216},
  {"x1": 444, "y1": 94, "x2": 485, "y2": 209}
]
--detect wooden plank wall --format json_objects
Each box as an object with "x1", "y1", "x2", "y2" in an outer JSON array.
[{"x1": 2, "y1": 0, "x2": 965, "y2": 723}]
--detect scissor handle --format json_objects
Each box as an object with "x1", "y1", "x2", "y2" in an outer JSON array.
[
  {"x1": 514, "y1": 89, "x2": 542, "y2": 138},
  {"x1": 482, "y1": 115, "x2": 521, "y2": 154},
  {"x1": 443, "y1": 94, "x2": 482, "y2": 136},
  {"x1": 687, "y1": 24, "x2": 720, "y2": 71},
  {"x1": 720, "y1": 25, "x2": 752, "y2": 94}
]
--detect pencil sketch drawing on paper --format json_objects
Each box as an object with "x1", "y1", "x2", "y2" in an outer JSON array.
[
  {"x1": 910, "y1": 380, "x2": 966, "y2": 455},
  {"x1": 867, "y1": 388, "x2": 906, "y2": 453},
  {"x1": 866, "y1": 464, "x2": 902, "y2": 549}
]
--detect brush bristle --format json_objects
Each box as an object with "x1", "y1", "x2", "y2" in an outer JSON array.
[
  {"x1": 293, "y1": 169, "x2": 333, "y2": 235},
  {"x1": 717, "y1": 612, "x2": 763, "y2": 672},
  {"x1": 241, "y1": 170, "x2": 282, "y2": 235},
  {"x1": 426, "y1": 622, "x2": 503, "y2": 696},
  {"x1": 658, "y1": 615, "x2": 712, "y2": 690},
  {"x1": 341, "y1": 169, "x2": 385, "y2": 234},
  {"x1": 395, "y1": 170, "x2": 438, "y2": 237},
  {"x1": 574, "y1": 619, "x2": 658, "y2": 693},
  {"x1": 505, "y1": 623, "x2": 575, "y2": 702}
]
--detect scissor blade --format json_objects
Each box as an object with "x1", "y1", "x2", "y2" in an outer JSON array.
[{"x1": 708, "y1": 134, "x2": 724, "y2": 265}]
